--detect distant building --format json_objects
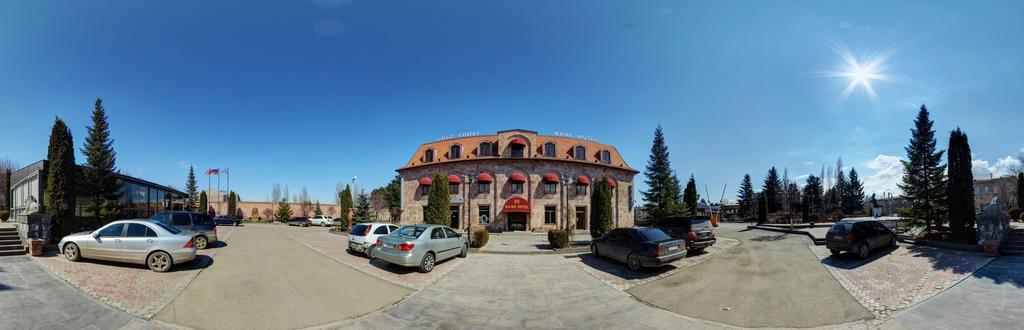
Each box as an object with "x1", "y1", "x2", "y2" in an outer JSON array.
[
  {"x1": 974, "y1": 175, "x2": 1018, "y2": 209},
  {"x1": 8, "y1": 160, "x2": 185, "y2": 222}
]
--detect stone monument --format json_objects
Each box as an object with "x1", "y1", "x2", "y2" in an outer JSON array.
[{"x1": 977, "y1": 197, "x2": 1010, "y2": 255}]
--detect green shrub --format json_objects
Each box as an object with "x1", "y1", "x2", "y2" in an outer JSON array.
[
  {"x1": 0, "y1": 211, "x2": 9, "y2": 221},
  {"x1": 1008, "y1": 207, "x2": 1023, "y2": 221},
  {"x1": 548, "y1": 229, "x2": 569, "y2": 249},
  {"x1": 470, "y1": 228, "x2": 489, "y2": 248}
]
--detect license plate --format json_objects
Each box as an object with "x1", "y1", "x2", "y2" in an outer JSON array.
[
  {"x1": 382, "y1": 243, "x2": 392, "y2": 249},
  {"x1": 832, "y1": 235, "x2": 843, "y2": 240},
  {"x1": 667, "y1": 246, "x2": 678, "y2": 251}
]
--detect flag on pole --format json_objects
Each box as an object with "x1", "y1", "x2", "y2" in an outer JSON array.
[{"x1": 206, "y1": 169, "x2": 220, "y2": 175}]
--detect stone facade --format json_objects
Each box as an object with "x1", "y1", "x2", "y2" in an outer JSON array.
[
  {"x1": 396, "y1": 129, "x2": 638, "y2": 232},
  {"x1": 973, "y1": 176, "x2": 1018, "y2": 209}
]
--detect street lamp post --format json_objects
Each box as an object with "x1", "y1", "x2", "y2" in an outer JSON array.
[{"x1": 560, "y1": 174, "x2": 572, "y2": 231}]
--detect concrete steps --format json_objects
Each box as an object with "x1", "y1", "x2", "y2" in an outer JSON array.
[
  {"x1": 0, "y1": 227, "x2": 26, "y2": 256},
  {"x1": 1002, "y1": 229, "x2": 1024, "y2": 256}
]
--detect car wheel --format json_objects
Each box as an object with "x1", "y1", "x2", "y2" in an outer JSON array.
[
  {"x1": 459, "y1": 244, "x2": 468, "y2": 258},
  {"x1": 63, "y1": 243, "x2": 81, "y2": 262},
  {"x1": 890, "y1": 236, "x2": 898, "y2": 248},
  {"x1": 147, "y1": 251, "x2": 172, "y2": 272},
  {"x1": 366, "y1": 244, "x2": 376, "y2": 259},
  {"x1": 857, "y1": 244, "x2": 870, "y2": 259},
  {"x1": 418, "y1": 252, "x2": 436, "y2": 273},
  {"x1": 829, "y1": 249, "x2": 841, "y2": 256},
  {"x1": 626, "y1": 253, "x2": 642, "y2": 271},
  {"x1": 591, "y1": 244, "x2": 599, "y2": 257},
  {"x1": 195, "y1": 236, "x2": 208, "y2": 250}
]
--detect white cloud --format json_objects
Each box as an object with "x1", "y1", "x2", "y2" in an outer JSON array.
[
  {"x1": 863, "y1": 154, "x2": 904, "y2": 196},
  {"x1": 972, "y1": 156, "x2": 1021, "y2": 179}
]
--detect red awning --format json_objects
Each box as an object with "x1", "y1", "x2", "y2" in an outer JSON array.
[
  {"x1": 543, "y1": 173, "x2": 559, "y2": 183},
  {"x1": 509, "y1": 172, "x2": 527, "y2": 182},
  {"x1": 576, "y1": 176, "x2": 590, "y2": 185},
  {"x1": 508, "y1": 137, "x2": 527, "y2": 145},
  {"x1": 502, "y1": 197, "x2": 531, "y2": 213},
  {"x1": 418, "y1": 178, "x2": 432, "y2": 185},
  {"x1": 607, "y1": 178, "x2": 617, "y2": 188},
  {"x1": 448, "y1": 175, "x2": 462, "y2": 184},
  {"x1": 477, "y1": 172, "x2": 493, "y2": 183}
]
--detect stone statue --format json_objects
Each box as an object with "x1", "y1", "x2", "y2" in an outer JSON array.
[{"x1": 977, "y1": 197, "x2": 1010, "y2": 255}]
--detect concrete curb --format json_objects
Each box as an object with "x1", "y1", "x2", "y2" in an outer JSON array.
[{"x1": 748, "y1": 225, "x2": 826, "y2": 245}]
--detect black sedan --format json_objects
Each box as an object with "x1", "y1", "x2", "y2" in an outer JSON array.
[
  {"x1": 652, "y1": 216, "x2": 717, "y2": 252},
  {"x1": 591, "y1": 228, "x2": 687, "y2": 271},
  {"x1": 214, "y1": 215, "x2": 240, "y2": 226},
  {"x1": 287, "y1": 217, "x2": 311, "y2": 227},
  {"x1": 825, "y1": 219, "x2": 897, "y2": 258}
]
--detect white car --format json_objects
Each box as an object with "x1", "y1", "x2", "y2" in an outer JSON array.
[
  {"x1": 347, "y1": 223, "x2": 400, "y2": 258},
  {"x1": 310, "y1": 215, "x2": 334, "y2": 227}
]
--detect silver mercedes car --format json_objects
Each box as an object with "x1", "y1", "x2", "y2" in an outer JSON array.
[
  {"x1": 58, "y1": 219, "x2": 198, "y2": 272},
  {"x1": 373, "y1": 224, "x2": 468, "y2": 273}
]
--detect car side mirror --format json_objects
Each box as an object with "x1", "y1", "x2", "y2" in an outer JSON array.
[{"x1": 91, "y1": 232, "x2": 100, "y2": 238}]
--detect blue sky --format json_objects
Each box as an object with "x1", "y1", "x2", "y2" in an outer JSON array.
[{"x1": 2, "y1": 0, "x2": 1022, "y2": 204}]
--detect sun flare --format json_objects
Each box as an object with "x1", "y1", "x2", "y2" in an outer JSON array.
[{"x1": 823, "y1": 41, "x2": 894, "y2": 105}]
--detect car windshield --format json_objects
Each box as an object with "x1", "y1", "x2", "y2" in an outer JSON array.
[
  {"x1": 829, "y1": 223, "x2": 851, "y2": 234},
  {"x1": 393, "y1": 226, "x2": 427, "y2": 239},
  {"x1": 639, "y1": 229, "x2": 672, "y2": 242},
  {"x1": 153, "y1": 222, "x2": 181, "y2": 234},
  {"x1": 690, "y1": 218, "x2": 713, "y2": 231}
]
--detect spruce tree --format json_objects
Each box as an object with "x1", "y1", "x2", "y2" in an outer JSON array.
[
  {"x1": 762, "y1": 167, "x2": 783, "y2": 213},
  {"x1": 275, "y1": 197, "x2": 292, "y2": 221},
  {"x1": 899, "y1": 105, "x2": 948, "y2": 228},
  {"x1": 803, "y1": 174, "x2": 823, "y2": 216},
  {"x1": 81, "y1": 98, "x2": 122, "y2": 225},
  {"x1": 384, "y1": 175, "x2": 402, "y2": 222},
  {"x1": 354, "y1": 193, "x2": 372, "y2": 223},
  {"x1": 590, "y1": 177, "x2": 614, "y2": 238},
  {"x1": 198, "y1": 191, "x2": 208, "y2": 215},
  {"x1": 641, "y1": 125, "x2": 683, "y2": 220},
  {"x1": 185, "y1": 166, "x2": 198, "y2": 211},
  {"x1": 423, "y1": 172, "x2": 451, "y2": 225},
  {"x1": 45, "y1": 118, "x2": 77, "y2": 238},
  {"x1": 227, "y1": 191, "x2": 237, "y2": 218},
  {"x1": 683, "y1": 175, "x2": 699, "y2": 216},
  {"x1": 834, "y1": 166, "x2": 849, "y2": 214},
  {"x1": 946, "y1": 128, "x2": 976, "y2": 239},
  {"x1": 844, "y1": 168, "x2": 866, "y2": 214},
  {"x1": 338, "y1": 185, "x2": 353, "y2": 229},
  {"x1": 737, "y1": 174, "x2": 756, "y2": 220}
]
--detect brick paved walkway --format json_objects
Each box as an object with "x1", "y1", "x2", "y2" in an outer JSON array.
[
  {"x1": 32, "y1": 225, "x2": 236, "y2": 318},
  {"x1": 285, "y1": 229, "x2": 465, "y2": 290},
  {"x1": 809, "y1": 243, "x2": 993, "y2": 320},
  {"x1": 573, "y1": 237, "x2": 740, "y2": 290}
]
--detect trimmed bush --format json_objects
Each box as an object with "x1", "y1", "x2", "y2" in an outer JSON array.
[
  {"x1": 1008, "y1": 207, "x2": 1023, "y2": 222},
  {"x1": 0, "y1": 211, "x2": 9, "y2": 221},
  {"x1": 548, "y1": 229, "x2": 569, "y2": 249},
  {"x1": 470, "y1": 228, "x2": 489, "y2": 248}
]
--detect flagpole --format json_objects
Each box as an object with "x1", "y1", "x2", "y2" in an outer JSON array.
[
  {"x1": 217, "y1": 173, "x2": 221, "y2": 215},
  {"x1": 207, "y1": 171, "x2": 211, "y2": 213}
]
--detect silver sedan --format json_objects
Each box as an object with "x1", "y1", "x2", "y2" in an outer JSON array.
[
  {"x1": 373, "y1": 224, "x2": 468, "y2": 273},
  {"x1": 58, "y1": 219, "x2": 198, "y2": 272}
]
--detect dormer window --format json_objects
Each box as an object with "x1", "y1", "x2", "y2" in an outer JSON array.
[
  {"x1": 424, "y1": 149, "x2": 435, "y2": 163},
  {"x1": 510, "y1": 145, "x2": 524, "y2": 158},
  {"x1": 543, "y1": 142, "x2": 556, "y2": 157},
  {"x1": 600, "y1": 150, "x2": 611, "y2": 164},
  {"x1": 450, "y1": 145, "x2": 462, "y2": 159},
  {"x1": 479, "y1": 142, "x2": 493, "y2": 156},
  {"x1": 574, "y1": 146, "x2": 587, "y2": 161}
]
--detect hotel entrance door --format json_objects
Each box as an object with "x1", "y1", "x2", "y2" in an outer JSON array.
[
  {"x1": 508, "y1": 213, "x2": 527, "y2": 231},
  {"x1": 450, "y1": 206, "x2": 460, "y2": 229}
]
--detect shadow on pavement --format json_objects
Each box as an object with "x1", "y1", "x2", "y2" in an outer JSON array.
[
  {"x1": 902, "y1": 245, "x2": 991, "y2": 276},
  {"x1": 820, "y1": 246, "x2": 898, "y2": 269},
  {"x1": 369, "y1": 257, "x2": 455, "y2": 274},
  {"x1": 0, "y1": 283, "x2": 10, "y2": 291},
  {"x1": 34, "y1": 251, "x2": 213, "y2": 273},
  {"x1": 750, "y1": 234, "x2": 789, "y2": 242},
  {"x1": 971, "y1": 257, "x2": 1024, "y2": 288},
  {"x1": 576, "y1": 253, "x2": 677, "y2": 280},
  {"x1": 206, "y1": 241, "x2": 229, "y2": 249}
]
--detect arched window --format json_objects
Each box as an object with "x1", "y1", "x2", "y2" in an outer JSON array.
[
  {"x1": 574, "y1": 146, "x2": 587, "y2": 161},
  {"x1": 479, "y1": 142, "x2": 493, "y2": 156},
  {"x1": 543, "y1": 142, "x2": 556, "y2": 157},
  {"x1": 424, "y1": 149, "x2": 435, "y2": 163},
  {"x1": 450, "y1": 145, "x2": 462, "y2": 159},
  {"x1": 600, "y1": 150, "x2": 611, "y2": 164}
]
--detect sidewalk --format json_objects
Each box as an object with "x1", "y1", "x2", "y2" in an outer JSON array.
[
  {"x1": 477, "y1": 231, "x2": 591, "y2": 254},
  {"x1": 748, "y1": 224, "x2": 829, "y2": 244}
]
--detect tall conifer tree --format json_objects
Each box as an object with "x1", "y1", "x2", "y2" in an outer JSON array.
[
  {"x1": 763, "y1": 167, "x2": 783, "y2": 213},
  {"x1": 81, "y1": 99, "x2": 122, "y2": 225},
  {"x1": 737, "y1": 174, "x2": 756, "y2": 220},
  {"x1": 803, "y1": 174, "x2": 823, "y2": 216},
  {"x1": 590, "y1": 177, "x2": 614, "y2": 238},
  {"x1": 844, "y1": 168, "x2": 866, "y2": 214},
  {"x1": 899, "y1": 105, "x2": 948, "y2": 227},
  {"x1": 946, "y1": 128, "x2": 976, "y2": 239},
  {"x1": 641, "y1": 125, "x2": 682, "y2": 220},
  {"x1": 198, "y1": 191, "x2": 208, "y2": 215},
  {"x1": 45, "y1": 118, "x2": 77, "y2": 237},
  {"x1": 185, "y1": 166, "x2": 198, "y2": 211},
  {"x1": 423, "y1": 172, "x2": 451, "y2": 225},
  {"x1": 338, "y1": 185, "x2": 353, "y2": 229},
  {"x1": 683, "y1": 175, "x2": 699, "y2": 216}
]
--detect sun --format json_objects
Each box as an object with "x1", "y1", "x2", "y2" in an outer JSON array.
[{"x1": 823, "y1": 41, "x2": 894, "y2": 105}]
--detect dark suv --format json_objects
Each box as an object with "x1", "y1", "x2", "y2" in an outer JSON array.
[
  {"x1": 653, "y1": 216, "x2": 717, "y2": 252},
  {"x1": 150, "y1": 212, "x2": 219, "y2": 249},
  {"x1": 825, "y1": 219, "x2": 896, "y2": 259}
]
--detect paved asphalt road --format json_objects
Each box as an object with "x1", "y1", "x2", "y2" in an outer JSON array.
[
  {"x1": 628, "y1": 223, "x2": 873, "y2": 328},
  {"x1": 0, "y1": 255, "x2": 142, "y2": 329},
  {"x1": 155, "y1": 224, "x2": 412, "y2": 330},
  {"x1": 885, "y1": 256, "x2": 1024, "y2": 330}
]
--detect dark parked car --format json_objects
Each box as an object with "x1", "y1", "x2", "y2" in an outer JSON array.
[
  {"x1": 149, "y1": 211, "x2": 218, "y2": 250},
  {"x1": 591, "y1": 228, "x2": 686, "y2": 271},
  {"x1": 653, "y1": 216, "x2": 717, "y2": 252},
  {"x1": 288, "y1": 217, "x2": 311, "y2": 227},
  {"x1": 214, "y1": 215, "x2": 240, "y2": 226},
  {"x1": 825, "y1": 219, "x2": 897, "y2": 259}
]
